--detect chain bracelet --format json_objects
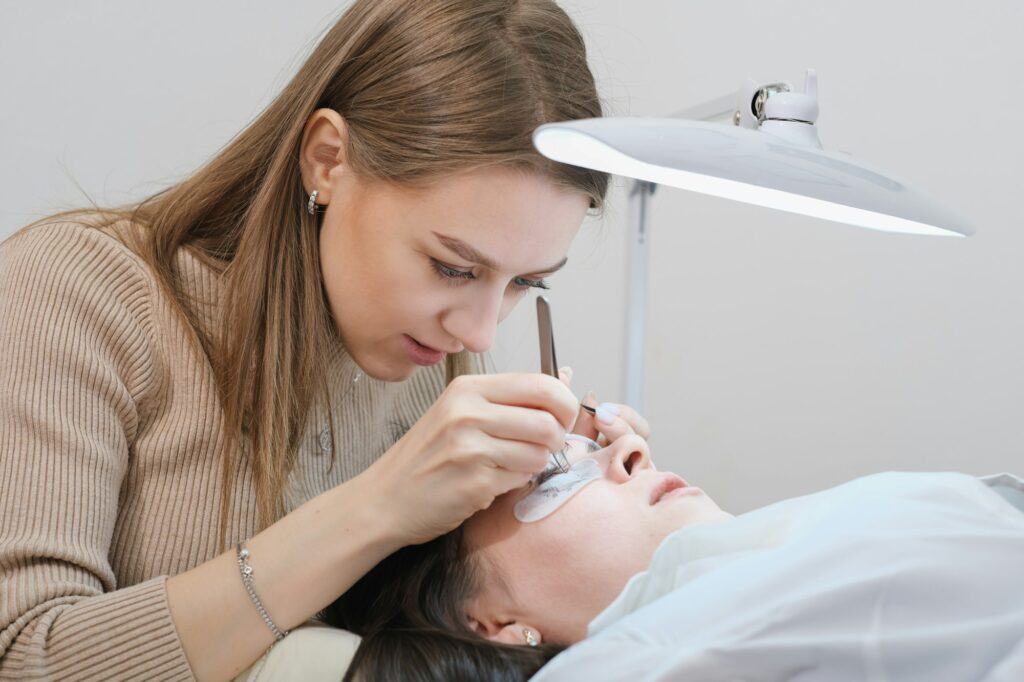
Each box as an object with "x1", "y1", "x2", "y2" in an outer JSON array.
[{"x1": 236, "y1": 542, "x2": 290, "y2": 642}]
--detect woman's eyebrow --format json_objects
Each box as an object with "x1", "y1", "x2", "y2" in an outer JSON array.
[{"x1": 432, "y1": 231, "x2": 568, "y2": 275}]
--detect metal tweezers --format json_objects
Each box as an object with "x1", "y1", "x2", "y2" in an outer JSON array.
[{"x1": 537, "y1": 296, "x2": 596, "y2": 474}]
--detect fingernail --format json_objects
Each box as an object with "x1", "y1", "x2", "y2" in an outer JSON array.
[
  {"x1": 595, "y1": 406, "x2": 615, "y2": 425},
  {"x1": 582, "y1": 391, "x2": 597, "y2": 405},
  {"x1": 559, "y1": 366, "x2": 573, "y2": 381},
  {"x1": 598, "y1": 403, "x2": 620, "y2": 417}
]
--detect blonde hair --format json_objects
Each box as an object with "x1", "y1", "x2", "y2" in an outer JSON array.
[{"x1": 26, "y1": 0, "x2": 608, "y2": 547}]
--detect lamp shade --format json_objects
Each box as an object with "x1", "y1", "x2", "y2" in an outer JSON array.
[{"x1": 533, "y1": 117, "x2": 971, "y2": 237}]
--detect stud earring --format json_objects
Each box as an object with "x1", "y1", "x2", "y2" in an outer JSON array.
[
  {"x1": 523, "y1": 628, "x2": 538, "y2": 647},
  {"x1": 306, "y1": 189, "x2": 319, "y2": 215}
]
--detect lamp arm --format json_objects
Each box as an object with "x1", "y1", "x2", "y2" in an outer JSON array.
[{"x1": 623, "y1": 180, "x2": 657, "y2": 411}]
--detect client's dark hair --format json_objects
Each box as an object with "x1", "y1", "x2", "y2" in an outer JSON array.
[{"x1": 322, "y1": 527, "x2": 564, "y2": 681}]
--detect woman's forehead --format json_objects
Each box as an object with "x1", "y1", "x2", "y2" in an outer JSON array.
[{"x1": 398, "y1": 168, "x2": 587, "y2": 267}]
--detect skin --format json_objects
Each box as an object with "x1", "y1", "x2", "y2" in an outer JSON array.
[
  {"x1": 299, "y1": 108, "x2": 591, "y2": 381},
  {"x1": 463, "y1": 432, "x2": 733, "y2": 646}
]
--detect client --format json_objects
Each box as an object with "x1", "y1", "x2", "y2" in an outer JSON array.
[{"x1": 323, "y1": 431, "x2": 1024, "y2": 681}]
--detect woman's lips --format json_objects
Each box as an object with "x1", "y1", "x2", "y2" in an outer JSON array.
[
  {"x1": 401, "y1": 334, "x2": 447, "y2": 366},
  {"x1": 650, "y1": 472, "x2": 690, "y2": 505}
]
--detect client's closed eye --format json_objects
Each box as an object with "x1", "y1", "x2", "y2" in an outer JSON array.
[{"x1": 532, "y1": 469, "x2": 556, "y2": 487}]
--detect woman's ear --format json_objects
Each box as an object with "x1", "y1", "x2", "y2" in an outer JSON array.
[
  {"x1": 299, "y1": 108, "x2": 350, "y2": 205},
  {"x1": 468, "y1": 615, "x2": 545, "y2": 647}
]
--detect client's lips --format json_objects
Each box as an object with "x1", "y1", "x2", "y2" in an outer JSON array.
[{"x1": 650, "y1": 472, "x2": 689, "y2": 505}]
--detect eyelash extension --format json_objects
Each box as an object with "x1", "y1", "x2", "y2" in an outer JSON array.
[
  {"x1": 531, "y1": 437, "x2": 601, "y2": 487},
  {"x1": 533, "y1": 467, "x2": 558, "y2": 487},
  {"x1": 429, "y1": 258, "x2": 550, "y2": 291}
]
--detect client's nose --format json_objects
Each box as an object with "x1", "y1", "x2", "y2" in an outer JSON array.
[{"x1": 605, "y1": 434, "x2": 652, "y2": 484}]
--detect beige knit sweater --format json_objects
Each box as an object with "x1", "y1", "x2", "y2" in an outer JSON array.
[{"x1": 0, "y1": 220, "x2": 448, "y2": 680}]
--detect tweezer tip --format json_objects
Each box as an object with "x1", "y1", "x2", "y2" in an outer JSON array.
[{"x1": 550, "y1": 450, "x2": 571, "y2": 474}]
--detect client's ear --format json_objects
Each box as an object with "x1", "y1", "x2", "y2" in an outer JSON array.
[{"x1": 468, "y1": 615, "x2": 545, "y2": 647}]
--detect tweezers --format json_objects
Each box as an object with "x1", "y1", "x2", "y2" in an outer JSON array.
[
  {"x1": 537, "y1": 297, "x2": 596, "y2": 474},
  {"x1": 536, "y1": 296, "x2": 597, "y2": 416}
]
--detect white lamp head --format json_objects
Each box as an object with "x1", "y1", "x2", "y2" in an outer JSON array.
[{"x1": 533, "y1": 70, "x2": 971, "y2": 238}]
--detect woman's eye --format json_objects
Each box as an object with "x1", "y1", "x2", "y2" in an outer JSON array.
[
  {"x1": 430, "y1": 258, "x2": 550, "y2": 292},
  {"x1": 511, "y1": 276, "x2": 550, "y2": 292},
  {"x1": 430, "y1": 259, "x2": 475, "y2": 284}
]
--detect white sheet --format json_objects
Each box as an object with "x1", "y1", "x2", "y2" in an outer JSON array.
[{"x1": 531, "y1": 472, "x2": 1024, "y2": 681}]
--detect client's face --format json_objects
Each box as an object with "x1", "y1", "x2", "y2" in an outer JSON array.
[{"x1": 462, "y1": 434, "x2": 730, "y2": 646}]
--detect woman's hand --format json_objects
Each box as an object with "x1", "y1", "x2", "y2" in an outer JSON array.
[
  {"x1": 354, "y1": 372, "x2": 579, "y2": 546},
  {"x1": 571, "y1": 392, "x2": 651, "y2": 445}
]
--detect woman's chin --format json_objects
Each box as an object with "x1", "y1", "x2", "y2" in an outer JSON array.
[
  {"x1": 347, "y1": 349, "x2": 417, "y2": 383},
  {"x1": 363, "y1": 361, "x2": 416, "y2": 382}
]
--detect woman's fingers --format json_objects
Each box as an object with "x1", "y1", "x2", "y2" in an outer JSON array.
[
  {"x1": 593, "y1": 411, "x2": 637, "y2": 445},
  {"x1": 479, "y1": 404, "x2": 567, "y2": 454},
  {"x1": 574, "y1": 396, "x2": 652, "y2": 444},
  {"x1": 604, "y1": 403, "x2": 651, "y2": 440},
  {"x1": 464, "y1": 373, "x2": 579, "y2": 430},
  {"x1": 571, "y1": 392, "x2": 600, "y2": 441},
  {"x1": 485, "y1": 467, "x2": 536, "y2": 501},
  {"x1": 485, "y1": 438, "x2": 552, "y2": 477},
  {"x1": 550, "y1": 369, "x2": 653, "y2": 441}
]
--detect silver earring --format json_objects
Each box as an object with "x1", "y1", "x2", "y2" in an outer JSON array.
[
  {"x1": 523, "y1": 628, "x2": 538, "y2": 647},
  {"x1": 306, "y1": 189, "x2": 319, "y2": 215}
]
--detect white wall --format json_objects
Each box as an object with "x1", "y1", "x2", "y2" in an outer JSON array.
[{"x1": 3, "y1": 2, "x2": 1021, "y2": 513}]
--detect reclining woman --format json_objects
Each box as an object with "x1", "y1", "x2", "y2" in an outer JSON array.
[{"x1": 325, "y1": 414, "x2": 1024, "y2": 682}]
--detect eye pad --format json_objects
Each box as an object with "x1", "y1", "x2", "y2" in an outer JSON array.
[{"x1": 513, "y1": 458, "x2": 602, "y2": 523}]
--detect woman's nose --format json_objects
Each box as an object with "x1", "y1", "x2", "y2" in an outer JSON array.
[
  {"x1": 441, "y1": 293, "x2": 503, "y2": 354},
  {"x1": 605, "y1": 434, "x2": 652, "y2": 484}
]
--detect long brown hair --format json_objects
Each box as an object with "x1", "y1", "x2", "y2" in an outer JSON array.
[
  {"x1": 23, "y1": 0, "x2": 608, "y2": 547},
  {"x1": 323, "y1": 528, "x2": 563, "y2": 681}
]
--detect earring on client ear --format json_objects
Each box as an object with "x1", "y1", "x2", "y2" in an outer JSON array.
[
  {"x1": 523, "y1": 628, "x2": 538, "y2": 647},
  {"x1": 306, "y1": 189, "x2": 319, "y2": 215}
]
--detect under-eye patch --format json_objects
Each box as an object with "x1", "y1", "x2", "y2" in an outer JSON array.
[{"x1": 514, "y1": 457, "x2": 602, "y2": 523}]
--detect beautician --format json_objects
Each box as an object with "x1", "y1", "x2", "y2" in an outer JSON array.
[{"x1": 0, "y1": 1, "x2": 658, "y2": 680}]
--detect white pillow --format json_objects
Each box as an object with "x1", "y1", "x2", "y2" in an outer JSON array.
[{"x1": 232, "y1": 621, "x2": 360, "y2": 682}]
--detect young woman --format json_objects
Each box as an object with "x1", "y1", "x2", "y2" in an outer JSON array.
[
  {"x1": 0, "y1": 2, "x2": 648, "y2": 680},
  {"x1": 325, "y1": 422, "x2": 1024, "y2": 681}
]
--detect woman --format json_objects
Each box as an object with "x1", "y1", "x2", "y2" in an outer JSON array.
[
  {"x1": 0, "y1": 2, "x2": 643, "y2": 680},
  {"x1": 325, "y1": 424, "x2": 1024, "y2": 681}
]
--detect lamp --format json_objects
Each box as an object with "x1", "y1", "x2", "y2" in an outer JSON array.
[{"x1": 533, "y1": 70, "x2": 972, "y2": 410}]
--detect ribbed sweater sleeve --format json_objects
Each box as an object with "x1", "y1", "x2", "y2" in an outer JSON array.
[{"x1": 0, "y1": 225, "x2": 194, "y2": 679}]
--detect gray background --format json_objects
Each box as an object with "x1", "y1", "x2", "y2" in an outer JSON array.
[{"x1": 2, "y1": 1, "x2": 1020, "y2": 513}]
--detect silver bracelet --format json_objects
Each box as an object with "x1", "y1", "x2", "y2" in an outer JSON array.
[{"x1": 236, "y1": 542, "x2": 289, "y2": 642}]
